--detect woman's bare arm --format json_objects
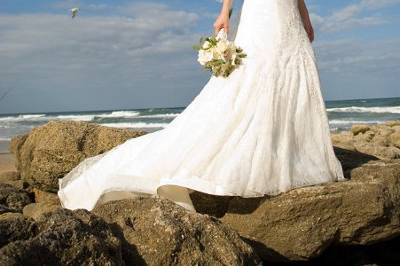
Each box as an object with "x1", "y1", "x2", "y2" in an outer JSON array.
[
  {"x1": 298, "y1": 0, "x2": 315, "y2": 42},
  {"x1": 214, "y1": 0, "x2": 233, "y2": 34}
]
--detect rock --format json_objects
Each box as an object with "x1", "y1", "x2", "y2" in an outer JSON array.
[
  {"x1": 33, "y1": 188, "x2": 60, "y2": 205},
  {"x1": 93, "y1": 197, "x2": 262, "y2": 266},
  {"x1": 3, "y1": 197, "x2": 261, "y2": 266},
  {"x1": 0, "y1": 208, "x2": 123, "y2": 265},
  {"x1": 339, "y1": 147, "x2": 378, "y2": 180},
  {"x1": 331, "y1": 131, "x2": 355, "y2": 151},
  {"x1": 332, "y1": 121, "x2": 400, "y2": 160},
  {"x1": 0, "y1": 184, "x2": 32, "y2": 212},
  {"x1": 10, "y1": 120, "x2": 148, "y2": 192},
  {"x1": 384, "y1": 120, "x2": 400, "y2": 127},
  {"x1": 393, "y1": 125, "x2": 400, "y2": 132},
  {"x1": 199, "y1": 159, "x2": 400, "y2": 262},
  {"x1": 390, "y1": 132, "x2": 400, "y2": 148},
  {"x1": 5, "y1": 119, "x2": 400, "y2": 264},
  {"x1": 0, "y1": 213, "x2": 37, "y2": 248},
  {"x1": 377, "y1": 126, "x2": 395, "y2": 137},
  {"x1": 23, "y1": 202, "x2": 61, "y2": 221},
  {"x1": 353, "y1": 130, "x2": 375, "y2": 143},
  {"x1": 353, "y1": 142, "x2": 400, "y2": 160},
  {"x1": 310, "y1": 235, "x2": 400, "y2": 266},
  {"x1": 0, "y1": 205, "x2": 15, "y2": 215},
  {"x1": 372, "y1": 134, "x2": 391, "y2": 146},
  {"x1": 9, "y1": 134, "x2": 28, "y2": 158},
  {"x1": 351, "y1": 124, "x2": 370, "y2": 135}
]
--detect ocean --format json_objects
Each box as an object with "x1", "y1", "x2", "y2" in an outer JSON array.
[{"x1": 0, "y1": 96, "x2": 399, "y2": 152}]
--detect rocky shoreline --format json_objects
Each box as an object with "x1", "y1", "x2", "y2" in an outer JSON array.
[{"x1": 1, "y1": 120, "x2": 400, "y2": 265}]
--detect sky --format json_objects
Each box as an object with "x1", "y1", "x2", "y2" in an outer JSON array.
[{"x1": 0, "y1": 0, "x2": 399, "y2": 114}]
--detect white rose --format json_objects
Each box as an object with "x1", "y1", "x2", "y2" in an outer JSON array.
[
  {"x1": 216, "y1": 40, "x2": 229, "y2": 54},
  {"x1": 202, "y1": 41, "x2": 211, "y2": 49},
  {"x1": 198, "y1": 49, "x2": 213, "y2": 66},
  {"x1": 212, "y1": 49, "x2": 224, "y2": 61}
]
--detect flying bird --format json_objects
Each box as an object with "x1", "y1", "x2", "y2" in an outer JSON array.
[
  {"x1": 0, "y1": 87, "x2": 14, "y2": 103},
  {"x1": 71, "y1": 8, "x2": 79, "y2": 18}
]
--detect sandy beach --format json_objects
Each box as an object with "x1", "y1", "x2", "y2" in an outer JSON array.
[
  {"x1": 0, "y1": 140, "x2": 10, "y2": 153},
  {"x1": 0, "y1": 140, "x2": 16, "y2": 173}
]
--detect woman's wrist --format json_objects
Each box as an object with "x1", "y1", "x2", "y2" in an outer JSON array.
[
  {"x1": 221, "y1": 0, "x2": 232, "y2": 17},
  {"x1": 220, "y1": 7, "x2": 230, "y2": 17}
]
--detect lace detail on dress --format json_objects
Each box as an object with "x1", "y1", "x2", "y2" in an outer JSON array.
[{"x1": 276, "y1": 0, "x2": 345, "y2": 181}]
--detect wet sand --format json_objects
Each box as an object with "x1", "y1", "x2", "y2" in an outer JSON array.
[
  {"x1": 0, "y1": 140, "x2": 10, "y2": 154},
  {"x1": 0, "y1": 153, "x2": 16, "y2": 173},
  {"x1": 0, "y1": 139, "x2": 15, "y2": 172}
]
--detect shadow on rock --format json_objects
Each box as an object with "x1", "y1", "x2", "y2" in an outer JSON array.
[
  {"x1": 269, "y1": 235, "x2": 400, "y2": 266},
  {"x1": 107, "y1": 222, "x2": 147, "y2": 265},
  {"x1": 334, "y1": 146, "x2": 380, "y2": 179}
]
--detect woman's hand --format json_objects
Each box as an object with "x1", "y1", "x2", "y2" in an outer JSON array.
[
  {"x1": 214, "y1": 13, "x2": 230, "y2": 34},
  {"x1": 214, "y1": 0, "x2": 232, "y2": 34}
]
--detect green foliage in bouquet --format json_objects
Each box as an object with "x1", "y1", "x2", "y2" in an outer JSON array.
[
  {"x1": 192, "y1": 35, "x2": 218, "y2": 51},
  {"x1": 204, "y1": 48, "x2": 247, "y2": 78},
  {"x1": 194, "y1": 40, "x2": 247, "y2": 78}
]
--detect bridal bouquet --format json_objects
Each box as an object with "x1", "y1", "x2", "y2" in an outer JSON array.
[{"x1": 193, "y1": 29, "x2": 247, "y2": 78}]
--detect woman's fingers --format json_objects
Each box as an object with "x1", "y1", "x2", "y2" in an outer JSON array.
[
  {"x1": 213, "y1": 15, "x2": 229, "y2": 34},
  {"x1": 214, "y1": 25, "x2": 228, "y2": 34},
  {"x1": 224, "y1": 25, "x2": 229, "y2": 34},
  {"x1": 213, "y1": 23, "x2": 222, "y2": 33}
]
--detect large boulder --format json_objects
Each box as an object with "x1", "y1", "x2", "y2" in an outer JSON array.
[
  {"x1": 9, "y1": 120, "x2": 147, "y2": 192},
  {"x1": 332, "y1": 120, "x2": 400, "y2": 160},
  {"x1": 0, "y1": 208, "x2": 123, "y2": 265},
  {"x1": 22, "y1": 202, "x2": 62, "y2": 221},
  {"x1": 32, "y1": 187, "x2": 60, "y2": 205},
  {"x1": 191, "y1": 159, "x2": 400, "y2": 262},
  {"x1": 93, "y1": 197, "x2": 262, "y2": 266}
]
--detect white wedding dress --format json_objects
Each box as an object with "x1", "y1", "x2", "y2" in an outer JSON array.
[{"x1": 58, "y1": 0, "x2": 346, "y2": 212}]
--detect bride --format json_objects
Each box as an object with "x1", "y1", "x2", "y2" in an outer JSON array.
[{"x1": 58, "y1": 0, "x2": 346, "y2": 212}]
